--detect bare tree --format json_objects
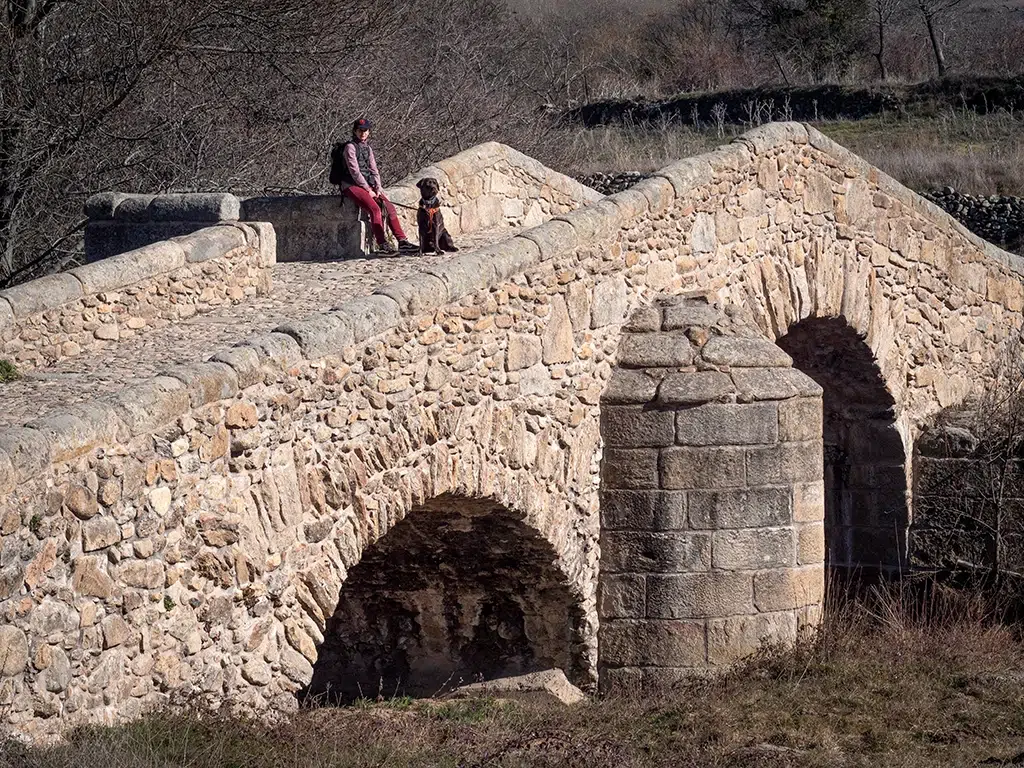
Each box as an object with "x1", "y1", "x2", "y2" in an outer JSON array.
[
  {"x1": 871, "y1": 0, "x2": 908, "y2": 80},
  {"x1": 0, "y1": 0, "x2": 403, "y2": 285},
  {"x1": 914, "y1": 0, "x2": 966, "y2": 77}
]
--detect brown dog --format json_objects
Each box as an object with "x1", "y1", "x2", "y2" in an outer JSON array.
[{"x1": 415, "y1": 177, "x2": 458, "y2": 255}]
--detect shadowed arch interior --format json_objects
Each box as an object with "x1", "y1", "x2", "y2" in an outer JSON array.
[
  {"x1": 776, "y1": 317, "x2": 909, "y2": 573},
  {"x1": 303, "y1": 494, "x2": 582, "y2": 703}
]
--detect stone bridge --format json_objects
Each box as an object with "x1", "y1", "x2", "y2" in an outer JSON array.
[{"x1": 0, "y1": 123, "x2": 1021, "y2": 740}]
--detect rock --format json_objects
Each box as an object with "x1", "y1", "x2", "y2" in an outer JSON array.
[
  {"x1": 118, "y1": 561, "x2": 165, "y2": 589},
  {"x1": 94, "y1": 323, "x2": 120, "y2": 341},
  {"x1": 98, "y1": 478, "x2": 122, "y2": 507},
  {"x1": 449, "y1": 669, "x2": 586, "y2": 706},
  {"x1": 43, "y1": 647, "x2": 71, "y2": 692},
  {"x1": 82, "y1": 516, "x2": 120, "y2": 551},
  {"x1": 690, "y1": 212, "x2": 717, "y2": 254},
  {"x1": 66, "y1": 483, "x2": 99, "y2": 519},
  {"x1": 226, "y1": 402, "x2": 258, "y2": 429},
  {"x1": 72, "y1": 556, "x2": 114, "y2": 598},
  {"x1": 101, "y1": 615, "x2": 132, "y2": 649},
  {"x1": 242, "y1": 657, "x2": 272, "y2": 686},
  {"x1": 591, "y1": 276, "x2": 628, "y2": 328},
  {"x1": 541, "y1": 295, "x2": 574, "y2": 364},
  {"x1": 506, "y1": 333, "x2": 542, "y2": 372},
  {"x1": 0, "y1": 626, "x2": 29, "y2": 677},
  {"x1": 149, "y1": 487, "x2": 172, "y2": 515}
]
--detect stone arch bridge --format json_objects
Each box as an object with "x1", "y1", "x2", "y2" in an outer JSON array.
[{"x1": 0, "y1": 123, "x2": 1021, "y2": 739}]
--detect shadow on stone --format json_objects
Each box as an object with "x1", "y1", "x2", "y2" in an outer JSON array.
[
  {"x1": 299, "y1": 495, "x2": 583, "y2": 705},
  {"x1": 777, "y1": 317, "x2": 909, "y2": 575}
]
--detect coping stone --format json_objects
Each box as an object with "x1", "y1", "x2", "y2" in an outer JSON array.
[
  {"x1": 148, "y1": 193, "x2": 241, "y2": 222},
  {"x1": 239, "y1": 333, "x2": 303, "y2": 369},
  {"x1": 71, "y1": 241, "x2": 186, "y2": 294},
  {"x1": 84, "y1": 192, "x2": 129, "y2": 220},
  {"x1": 23, "y1": 413, "x2": 96, "y2": 464},
  {"x1": 477, "y1": 237, "x2": 542, "y2": 282},
  {"x1": 0, "y1": 427, "x2": 52, "y2": 482},
  {"x1": 210, "y1": 346, "x2": 264, "y2": 389},
  {"x1": 736, "y1": 122, "x2": 809, "y2": 155},
  {"x1": 520, "y1": 220, "x2": 578, "y2": 261},
  {"x1": 336, "y1": 295, "x2": 402, "y2": 345},
  {"x1": 0, "y1": 273, "x2": 84, "y2": 318},
  {"x1": 112, "y1": 195, "x2": 155, "y2": 222},
  {"x1": 109, "y1": 377, "x2": 191, "y2": 437},
  {"x1": 376, "y1": 273, "x2": 449, "y2": 317},
  {"x1": 274, "y1": 312, "x2": 355, "y2": 361},
  {"x1": 654, "y1": 158, "x2": 714, "y2": 198},
  {"x1": 606, "y1": 188, "x2": 650, "y2": 222},
  {"x1": 62, "y1": 402, "x2": 127, "y2": 446},
  {"x1": 424, "y1": 255, "x2": 498, "y2": 302},
  {"x1": 173, "y1": 226, "x2": 248, "y2": 263},
  {"x1": 163, "y1": 362, "x2": 240, "y2": 408},
  {"x1": 0, "y1": 297, "x2": 14, "y2": 332},
  {"x1": 633, "y1": 176, "x2": 676, "y2": 214},
  {"x1": 0, "y1": 447, "x2": 14, "y2": 494}
]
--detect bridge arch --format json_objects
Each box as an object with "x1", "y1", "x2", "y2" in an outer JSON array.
[
  {"x1": 776, "y1": 317, "x2": 909, "y2": 573},
  {"x1": 304, "y1": 493, "x2": 584, "y2": 702},
  {"x1": 243, "y1": 396, "x2": 600, "y2": 703}
]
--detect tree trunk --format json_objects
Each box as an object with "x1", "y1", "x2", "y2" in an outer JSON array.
[
  {"x1": 875, "y1": 14, "x2": 888, "y2": 80},
  {"x1": 923, "y1": 9, "x2": 947, "y2": 77}
]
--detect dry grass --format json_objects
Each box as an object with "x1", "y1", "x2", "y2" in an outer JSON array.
[
  {"x1": 4, "y1": 583, "x2": 1024, "y2": 768},
  {"x1": 822, "y1": 108, "x2": 1024, "y2": 197},
  {"x1": 555, "y1": 107, "x2": 1024, "y2": 199}
]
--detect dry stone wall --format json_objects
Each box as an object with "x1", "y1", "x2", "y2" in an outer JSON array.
[
  {"x1": 1, "y1": 123, "x2": 1023, "y2": 740},
  {"x1": 911, "y1": 416, "x2": 1024, "y2": 573},
  {"x1": 0, "y1": 224, "x2": 274, "y2": 372}
]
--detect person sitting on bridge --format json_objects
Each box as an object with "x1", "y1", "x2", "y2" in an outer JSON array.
[{"x1": 332, "y1": 118, "x2": 415, "y2": 255}]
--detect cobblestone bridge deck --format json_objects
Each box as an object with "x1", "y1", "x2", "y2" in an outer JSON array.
[{"x1": 1, "y1": 229, "x2": 515, "y2": 426}]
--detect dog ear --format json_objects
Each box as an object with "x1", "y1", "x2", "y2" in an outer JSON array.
[{"x1": 416, "y1": 179, "x2": 427, "y2": 190}]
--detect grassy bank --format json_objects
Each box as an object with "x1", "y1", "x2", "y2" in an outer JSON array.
[{"x1": 4, "y1": 585, "x2": 1024, "y2": 768}]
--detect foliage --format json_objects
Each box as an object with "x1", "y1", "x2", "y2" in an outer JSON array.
[{"x1": 0, "y1": 358, "x2": 19, "y2": 382}]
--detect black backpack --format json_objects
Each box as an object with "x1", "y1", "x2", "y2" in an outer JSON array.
[{"x1": 328, "y1": 142, "x2": 348, "y2": 186}]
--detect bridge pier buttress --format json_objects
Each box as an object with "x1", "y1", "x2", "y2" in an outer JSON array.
[{"x1": 598, "y1": 298, "x2": 826, "y2": 693}]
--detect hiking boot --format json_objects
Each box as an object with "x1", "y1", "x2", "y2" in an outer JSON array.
[{"x1": 375, "y1": 242, "x2": 398, "y2": 255}]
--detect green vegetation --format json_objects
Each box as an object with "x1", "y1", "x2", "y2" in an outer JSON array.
[
  {"x1": 6, "y1": 586, "x2": 1024, "y2": 768},
  {"x1": 0, "y1": 359, "x2": 20, "y2": 383}
]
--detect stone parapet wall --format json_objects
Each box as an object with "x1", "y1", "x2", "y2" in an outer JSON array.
[
  {"x1": 84, "y1": 193, "x2": 243, "y2": 263},
  {"x1": 2, "y1": 123, "x2": 1024, "y2": 739},
  {"x1": 85, "y1": 143, "x2": 602, "y2": 262},
  {"x1": 0, "y1": 224, "x2": 275, "y2": 372},
  {"x1": 598, "y1": 297, "x2": 825, "y2": 690}
]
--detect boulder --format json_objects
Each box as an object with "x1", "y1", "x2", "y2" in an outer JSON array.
[{"x1": 448, "y1": 669, "x2": 585, "y2": 706}]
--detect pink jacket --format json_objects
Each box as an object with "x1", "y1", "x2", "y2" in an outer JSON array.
[{"x1": 341, "y1": 140, "x2": 382, "y2": 192}]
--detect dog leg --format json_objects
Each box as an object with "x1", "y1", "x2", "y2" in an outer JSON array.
[{"x1": 440, "y1": 230, "x2": 459, "y2": 252}]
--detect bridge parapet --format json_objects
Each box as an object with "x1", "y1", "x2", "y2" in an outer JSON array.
[
  {"x1": 84, "y1": 143, "x2": 601, "y2": 263},
  {"x1": 0, "y1": 223, "x2": 274, "y2": 372}
]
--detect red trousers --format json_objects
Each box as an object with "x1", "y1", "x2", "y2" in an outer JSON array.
[{"x1": 343, "y1": 186, "x2": 407, "y2": 245}]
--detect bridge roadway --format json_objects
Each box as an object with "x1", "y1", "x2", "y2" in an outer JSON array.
[{"x1": 0, "y1": 228, "x2": 515, "y2": 426}]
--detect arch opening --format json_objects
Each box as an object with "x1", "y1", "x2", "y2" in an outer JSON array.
[
  {"x1": 304, "y1": 495, "x2": 582, "y2": 703},
  {"x1": 776, "y1": 317, "x2": 909, "y2": 574}
]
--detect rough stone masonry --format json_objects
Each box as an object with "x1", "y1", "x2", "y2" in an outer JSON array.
[{"x1": 0, "y1": 122, "x2": 1022, "y2": 741}]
